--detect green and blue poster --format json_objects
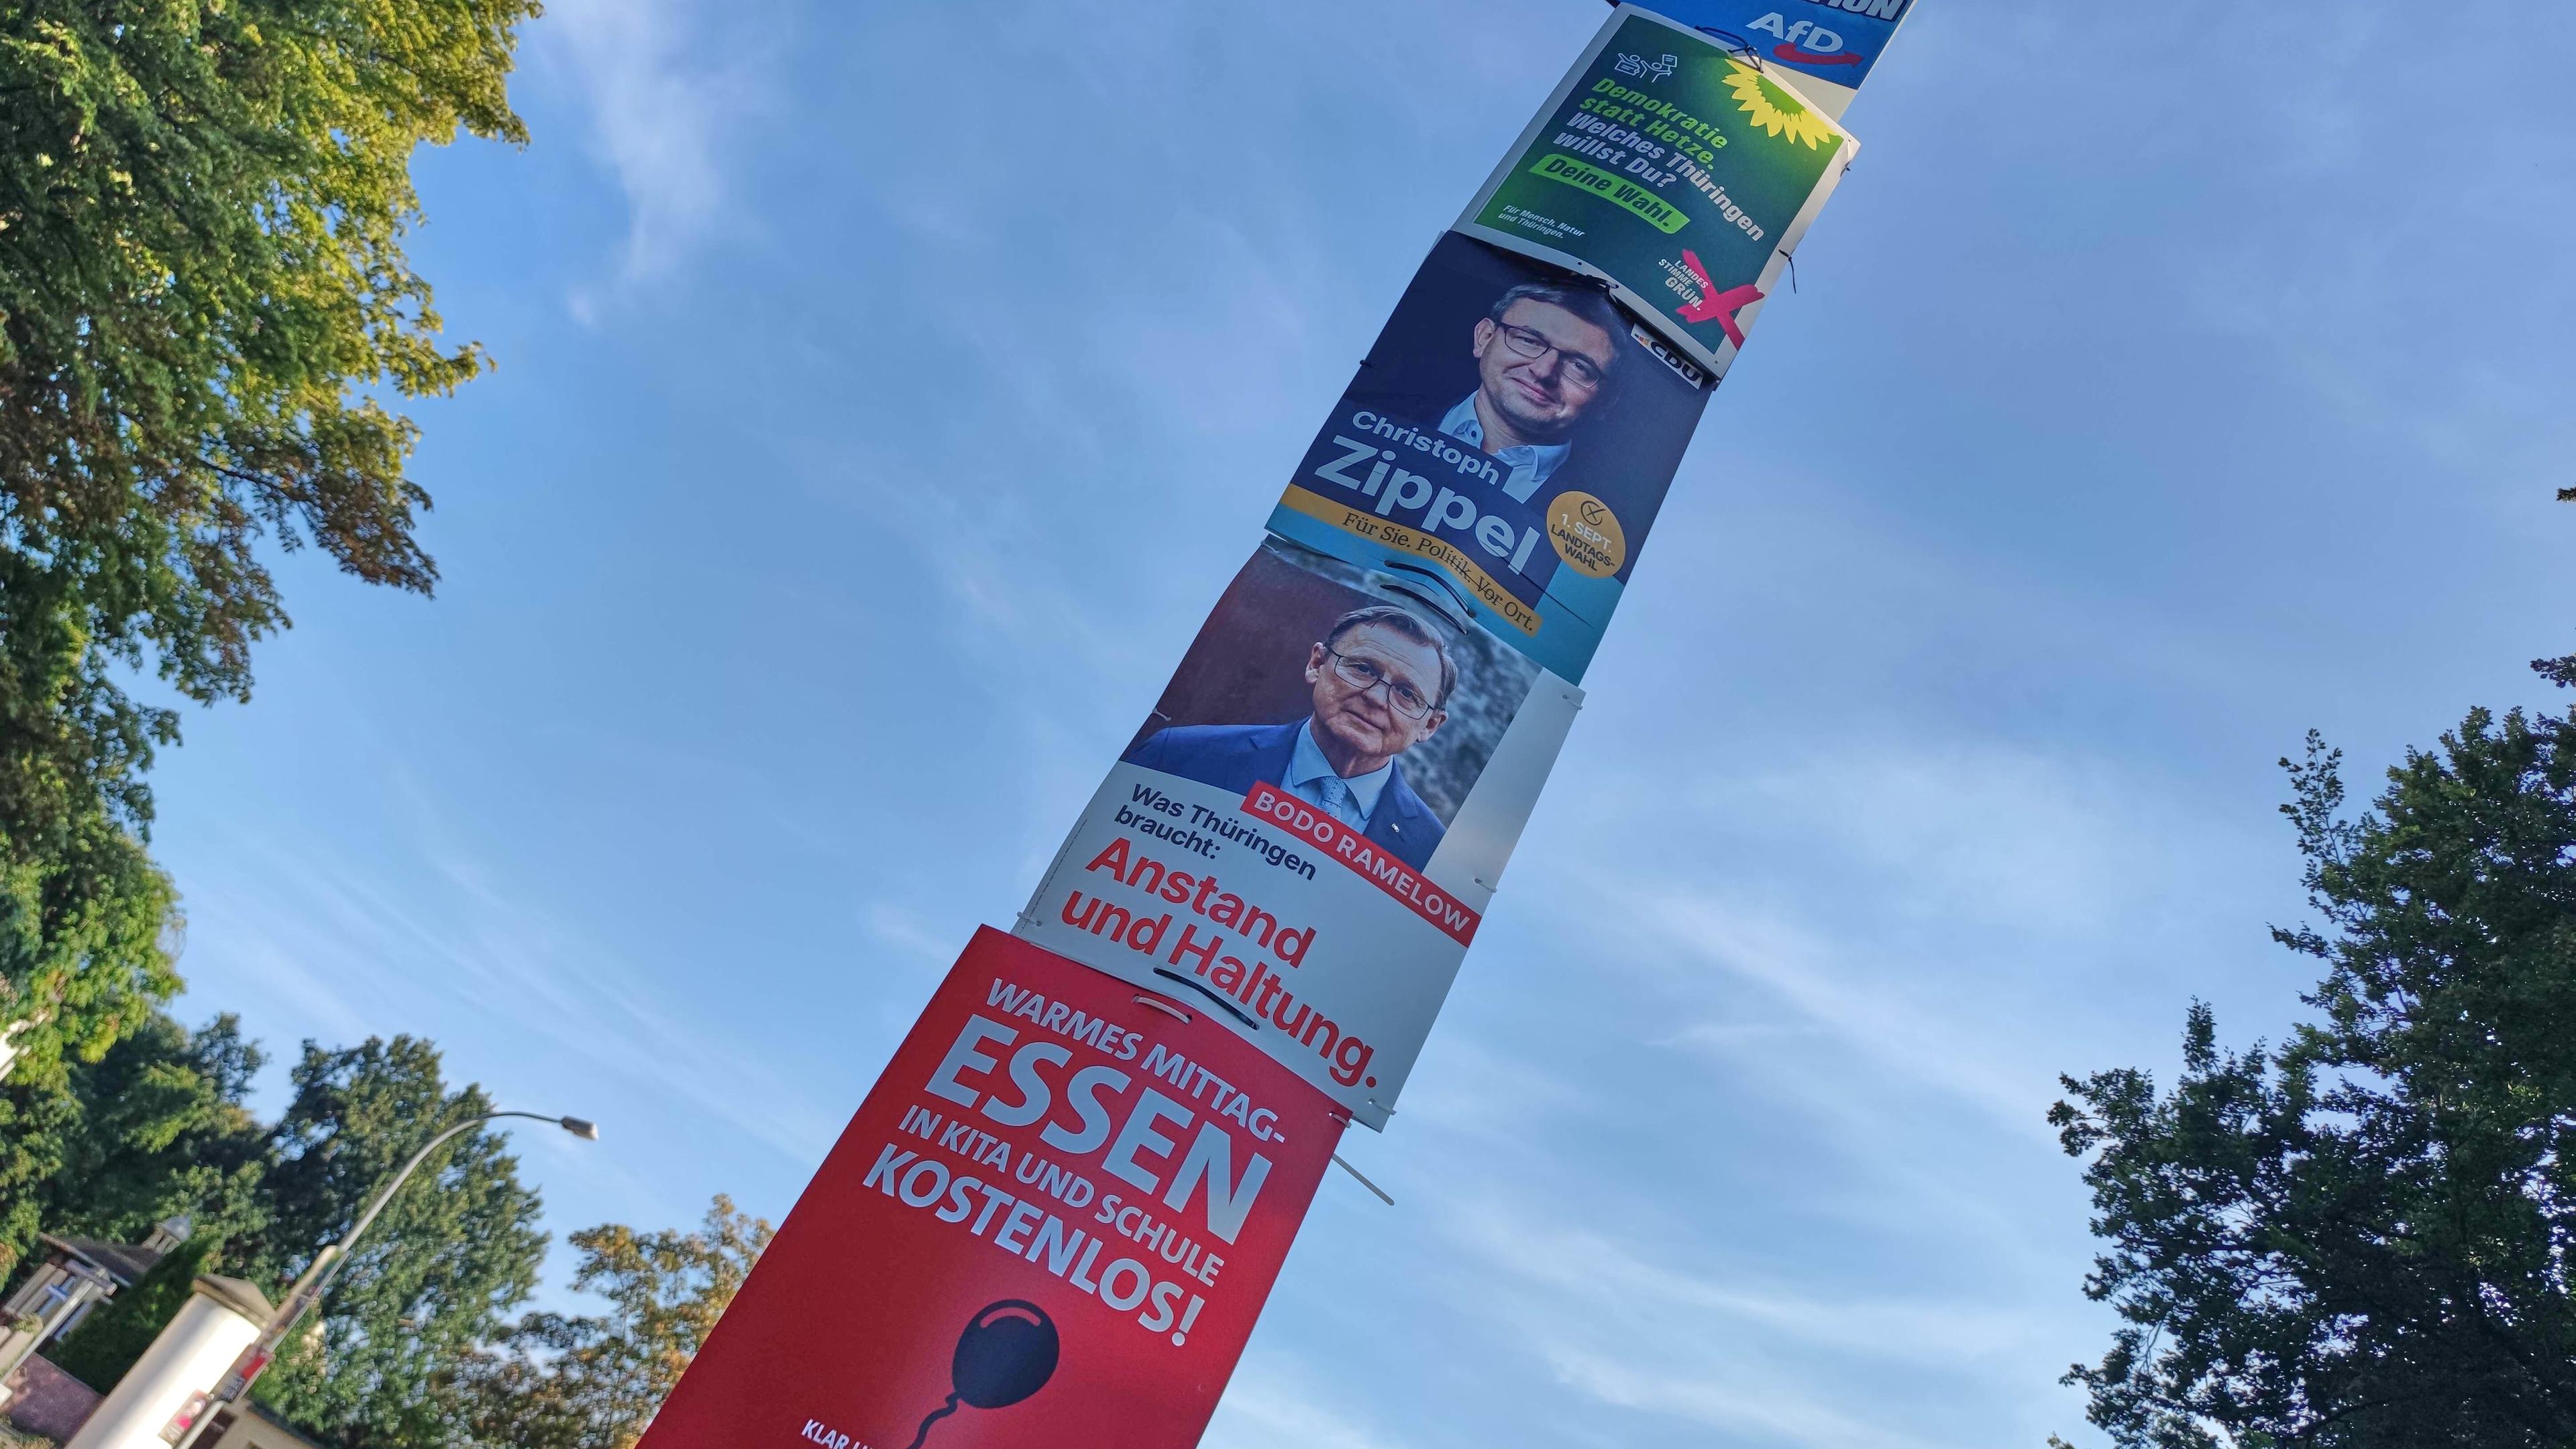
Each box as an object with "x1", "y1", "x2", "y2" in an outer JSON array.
[
  {"x1": 1263, "y1": 233, "x2": 1713, "y2": 683},
  {"x1": 1460, "y1": 4, "x2": 1858, "y2": 377}
]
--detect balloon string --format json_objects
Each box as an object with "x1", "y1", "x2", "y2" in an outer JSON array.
[{"x1": 902, "y1": 1394, "x2": 963, "y2": 1449}]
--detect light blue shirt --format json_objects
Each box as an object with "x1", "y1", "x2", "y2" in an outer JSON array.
[
  {"x1": 1442, "y1": 393, "x2": 1572, "y2": 504},
  {"x1": 1284, "y1": 719, "x2": 1391, "y2": 830}
]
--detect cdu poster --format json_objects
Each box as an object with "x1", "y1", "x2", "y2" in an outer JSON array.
[
  {"x1": 637, "y1": 929, "x2": 1342, "y2": 1449},
  {"x1": 1265, "y1": 231, "x2": 1713, "y2": 684},
  {"x1": 1460, "y1": 4, "x2": 1858, "y2": 377},
  {"x1": 1620, "y1": 0, "x2": 1917, "y2": 119}
]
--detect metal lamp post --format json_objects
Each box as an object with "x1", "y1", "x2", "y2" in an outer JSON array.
[{"x1": 166, "y1": 1111, "x2": 598, "y2": 1449}]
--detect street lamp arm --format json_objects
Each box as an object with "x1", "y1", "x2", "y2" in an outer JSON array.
[
  {"x1": 277, "y1": 1111, "x2": 595, "y2": 1344},
  {"x1": 164, "y1": 1107, "x2": 595, "y2": 1449},
  {"x1": 333, "y1": 1112, "x2": 553, "y2": 1283}
]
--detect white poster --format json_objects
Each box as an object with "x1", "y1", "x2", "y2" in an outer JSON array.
[{"x1": 1018, "y1": 537, "x2": 1579, "y2": 1128}]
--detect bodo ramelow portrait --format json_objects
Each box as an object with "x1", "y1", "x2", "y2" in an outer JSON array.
[{"x1": 1123, "y1": 539, "x2": 1540, "y2": 873}]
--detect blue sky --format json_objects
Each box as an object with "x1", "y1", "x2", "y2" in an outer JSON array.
[{"x1": 142, "y1": 0, "x2": 2574, "y2": 1445}]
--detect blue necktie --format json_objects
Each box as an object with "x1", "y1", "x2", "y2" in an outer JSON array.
[{"x1": 1316, "y1": 775, "x2": 1362, "y2": 830}]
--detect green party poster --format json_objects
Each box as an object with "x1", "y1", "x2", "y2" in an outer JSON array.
[{"x1": 1458, "y1": 5, "x2": 1860, "y2": 378}]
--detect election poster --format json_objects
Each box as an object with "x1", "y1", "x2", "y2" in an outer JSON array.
[
  {"x1": 637, "y1": 928, "x2": 1341, "y2": 1449},
  {"x1": 1619, "y1": 0, "x2": 1917, "y2": 119},
  {"x1": 1265, "y1": 231, "x2": 1711, "y2": 684},
  {"x1": 1460, "y1": 3, "x2": 1859, "y2": 376},
  {"x1": 1016, "y1": 538, "x2": 1581, "y2": 1128}
]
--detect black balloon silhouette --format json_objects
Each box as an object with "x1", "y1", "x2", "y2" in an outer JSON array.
[{"x1": 901, "y1": 1301, "x2": 1060, "y2": 1449}]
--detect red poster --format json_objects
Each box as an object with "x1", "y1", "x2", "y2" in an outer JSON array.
[{"x1": 640, "y1": 927, "x2": 1346, "y2": 1449}]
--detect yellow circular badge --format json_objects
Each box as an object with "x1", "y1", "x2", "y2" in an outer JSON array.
[{"x1": 1546, "y1": 492, "x2": 1627, "y2": 578}]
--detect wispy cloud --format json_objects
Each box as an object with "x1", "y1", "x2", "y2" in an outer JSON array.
[
  {"x1": 1438, "y1": 1203, "x2": 2041, "y2": 1449},
  {"x1": 1547, "y1": 733, "x2": 2243, "y2": 1139},
  {"x1": 1394, "y1": 1032, "x2": 1591, "y2": 1146},
  {"x1": 1204, "y1": 1359, "x2": 1409, "y2": 1449},
  {"x1": 178, "y1": 824, "x2": 846, "y2": 1171},
  {"x1": 1607, "y1": 885, "x2": 2050, "y2": 1133},
  {"x1": 1458, "y1": 1205, "x2": 2029, "y2": 1366},
  {"x1": 543, "y1": 0, "x2": 768, "y2": 305},
  {"x1": 861, "y1": 901, "x2": 954, "y2": 966}
]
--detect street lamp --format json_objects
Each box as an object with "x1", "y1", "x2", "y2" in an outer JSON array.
[{"x1": 168, "y1": 1111, "x2": 598, "y2": 1449}]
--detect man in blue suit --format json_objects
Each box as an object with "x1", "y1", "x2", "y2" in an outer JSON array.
[{"x1": 1127, "y1": 605, "x2": 1456, "y2": 871}]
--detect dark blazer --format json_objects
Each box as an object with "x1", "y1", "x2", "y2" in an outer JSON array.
[{"x1": 1126, "y1": 720, "x2": 1446, "y2": 871}]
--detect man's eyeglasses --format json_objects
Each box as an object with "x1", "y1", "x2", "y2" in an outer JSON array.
[
  {"x1": 1323, "y1": 646, "x2": 1441, "y2": 720},
  {"x1": 1494, "y1": 323, "x2": 1609, "y2": 392}
]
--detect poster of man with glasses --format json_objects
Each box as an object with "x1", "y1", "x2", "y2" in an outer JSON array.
[
  {"x1": 1442, "y1": 280, "x2": 1622, "y2": 504},
  {"x1": 1126, "y1": 600, "x2": 1458, "y2": 871},
  {"x1": 1016, "y1": 537, "x2": 1572, "y2": 1126},
  {"x1": 1269, "y1": 232, "x2": 1711, "y2": 686},
  {"x1": 1119, "y1": 537, "x2": 1554, "y2": 870}
]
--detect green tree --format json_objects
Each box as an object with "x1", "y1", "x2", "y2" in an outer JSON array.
[
  {"x1": 18, "y1": 1013, "x2": 266, "y2": 1384},
  {"x1": 0, "y1": 0, "x2": 542, "y2": 1075},
  {"x1": 455, "y1": 1197, "x2": 771, "y2": 1449},
  {"x1": 0, "y1": 1008, "x2": 266, "y2": 1276},
  {"x1": 39, "y1": 1010, "x2": 270, "y2": 1243},
  {"x1": 2538, "y1": 488, "x2": 2576, "y2": 688},
  {"x1": 42, "y1": 1228, "x2": 221, "y2": 1391},
  {"x1": 247, "y1": 1036, "x2": 547, "y2": 1449},
  {"x1": 0, "y1": 1054, "x2": 74, "y2": 1276},
  {"x1": 2051, "y1": 687, "x2": 2576, "y2": 1446},
  {"x1": 0, "y1": 812, "x2": 182, "y2": 1277}
]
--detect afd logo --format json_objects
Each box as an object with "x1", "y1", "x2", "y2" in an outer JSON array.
[
  {"x1": 1741, "y1": 0, "x2": 1904, "y2": 68},
  {"x1": 1744, "y1": 11, "x2": 1857, "y2": 63}
]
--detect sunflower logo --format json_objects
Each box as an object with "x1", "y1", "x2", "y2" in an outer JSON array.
[{"x1": 1721, "y1": 61, "x2": 1839, "y2": 150}]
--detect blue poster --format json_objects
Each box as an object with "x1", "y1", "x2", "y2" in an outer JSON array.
[
  {"x1": 1265, "y1": 233, "x2": 1713, "y2": 683},
  {"x1": 1617, "y1": 0, "x2": 1915, "y2": 116}
]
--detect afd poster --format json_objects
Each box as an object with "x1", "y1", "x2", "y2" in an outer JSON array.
[
  {"x1": 1265, "y1": 232, "x2": 1711, "y2": 684},
  {"x1": 1460, "y1": 3, "x2": 1858, "y2": 376},
  {"x1": 1016, "y1": 538, "x2": 1580, "y2": 1128},
  {"x1": 1622, "y1": 0, "x2": 1917, "y2": 119},
  {"x1": 638, "y1": 928, "x2": 1341, "y2": 1449}
]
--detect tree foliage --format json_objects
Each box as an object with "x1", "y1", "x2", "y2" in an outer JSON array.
[
  {"x1": 44, "y1": 1227, "x2": 219, "y2": 1391},
  {"x1": 2052, "y1": 695, "x2": 2576, "y2": 1446},
  {"x1": 455, "y1": 1197, "x2": 771, "y2": 1449},
  {"x1": 0, "y1": 812, "x2": 178, "y2": 1081},
  {"x1": 2536, "y1": 488, "x2": 2576, "y2": 689},
  {"x1": 28, "y1": 1013, "x2": 269, "y2": 1387},
  {"x1": 40, "y1": 1010, "x2": 269, "y2": 1241},
  {"x1": 245, "y1": 1036, "x2": 548, "y2": 1449},
  {"x1": 0, "y1": 0, "x2": 541, "y2": 1070},
  {"x1": 0, "y1": 1052, "x2": 74, "y2": 1277},
  {"x1": 0, "y1": 1007, "x2": 264, "y2": 1278}
]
